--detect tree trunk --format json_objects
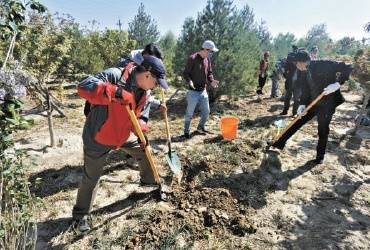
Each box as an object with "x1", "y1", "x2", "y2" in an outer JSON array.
[
  {"x1": 1, "y1": 32, "x2": 17, "y2": 70},
  {"x1": 46, "y1": 90, "x2": 55, "y2": 147}
]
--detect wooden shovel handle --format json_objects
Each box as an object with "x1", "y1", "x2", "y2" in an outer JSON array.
[
  {"x1": 125, "y1": 105, "x2": 160, "y2": 184},
  {"x1": 272, "y1": 92, "x2": 325, "y2": 144},
  {"x1": 160, "y1": 89, "x2": 172, "y2": 144}
]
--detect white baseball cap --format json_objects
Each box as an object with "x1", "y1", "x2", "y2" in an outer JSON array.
[{"x1": 202, "y1": 40, "x2": 219, "y2": 52}]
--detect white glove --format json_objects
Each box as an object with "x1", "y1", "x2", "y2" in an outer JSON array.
[
  {"x1": 297, "y1": 105, "x2": 306, "y2": 115},
  {"x1": 323, "y1": 82, "x2": 340, "y2": 95}
]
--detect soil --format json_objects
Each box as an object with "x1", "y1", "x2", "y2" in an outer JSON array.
[{"x1": 14, "y1": 83, "x2": 370, "y2": 249}]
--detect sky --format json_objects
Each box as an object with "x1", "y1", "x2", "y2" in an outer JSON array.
[{"x1": 41, "y1": 0, "x2": 370, "y2": 41}]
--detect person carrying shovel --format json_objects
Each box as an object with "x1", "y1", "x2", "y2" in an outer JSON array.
[
  {"x1": 72, "y1": 55, "x2": 168, "y2": 234},
  {"x1": 268, "y1": 50, "x2": 353, "y2": 164}
]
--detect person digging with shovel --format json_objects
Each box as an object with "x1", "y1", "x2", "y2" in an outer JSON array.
[
  {"x1": 268, "y1": 50, "x2": 353, "y2": 164},
  {"x1": 72, "y1": 55, "x2": 168, "y2": 234}
]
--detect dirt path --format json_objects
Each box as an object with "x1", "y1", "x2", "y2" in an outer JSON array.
[{"x1": 15, "y1": 87, "x2": 369, "y2": 249}]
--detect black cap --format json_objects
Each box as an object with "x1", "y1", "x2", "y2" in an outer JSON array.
[
  {"x1": 294, "y1": 50, "x2": 311, "y2": 62},
  {"x1": 141, "y1": 55, "x2": 168, "y2": 89}
]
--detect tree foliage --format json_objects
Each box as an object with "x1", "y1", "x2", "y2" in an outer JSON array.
[
  {"x1": 175, "y1": 0, "x2": 263, "y2": 99},
  {"x1": 128, "y1": 3, "x2": 160, "y2": 48}
]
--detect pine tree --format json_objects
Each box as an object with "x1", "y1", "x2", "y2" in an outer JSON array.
[{"x1": 128, "y1": 3, "x2": 160, "y2": 47}]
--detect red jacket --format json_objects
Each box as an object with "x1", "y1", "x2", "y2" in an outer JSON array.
[{"x1": 78, "y1": 65, "x2": 147, "y2": 149}]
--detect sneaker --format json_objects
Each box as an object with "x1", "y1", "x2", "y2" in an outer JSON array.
[
  {"x1": 196, "y1": 128, "x2": 209, "y2": 134},
  {"x1": 183, "y1": 133, "x2": 190, "y2": 139},
  {"x1": 72, "y1": 216, "x2": 91, "y2": 234}
]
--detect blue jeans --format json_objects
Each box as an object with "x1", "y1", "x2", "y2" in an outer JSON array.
[{"x1": 184, "y1": 90, "x2": 210, "y2": 134}]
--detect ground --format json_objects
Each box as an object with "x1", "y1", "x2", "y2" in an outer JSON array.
[{"x1": 14, "y1": 83, "x2": 370, "y2": 250}]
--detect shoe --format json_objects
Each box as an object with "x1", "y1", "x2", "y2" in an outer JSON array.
[
  {"x1": 183, "y1": 133, "x2": 190, "y2": 139},
  {"x1": 314, "y1": 156, "x2": 324, "y2": 164},
  {"x1": 196, "y1": 128, "x2": 208, "y2": 134},
  {"x1": 280, "y1": 111, "x2": 288, "y2": 115},
  {"x1": 72, "y1": 216, "x2": 91, "y2": 234},
  {"x1": 140, "y1": 179, "x2": 159, "y2": 187}
]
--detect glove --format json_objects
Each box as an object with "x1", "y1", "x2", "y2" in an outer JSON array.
[
  {"x1": 137, "y1": 134, "x2": 149, "y2": 149},
  {"x1": 323, "y1": 82, "x2": 340, "y2": 95},
  {"x1": 297, "y1": 105, "x2": 306, "y2": 115},
  {"x1": 115, "y1": 86, "x2": 134, "y2": 105}
]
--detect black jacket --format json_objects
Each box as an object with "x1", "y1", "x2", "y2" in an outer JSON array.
[{"x1": 300, "y1": 60, "x2": 353, "y2": 109}]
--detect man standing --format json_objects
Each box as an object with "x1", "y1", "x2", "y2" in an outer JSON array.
[
  {"x1": 72, "y1": 55, "x2": 168, "y2": 233},
  {"x1": 281, "y1": 46, "x2": 301, "y2": 115},
  {"x1": 270, "y1": 50, "x2": 353, "y2": 164},
  {"x1": 256, "y1": 51, "x2": 270, "y2": 95},
  {"x1": 310, "y1": 46, "x2": 319, "y2": 60},
  {"x1": 183, "y1": 40, "x2": 219, "y2": 139}
]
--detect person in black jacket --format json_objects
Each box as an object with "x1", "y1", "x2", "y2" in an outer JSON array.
[
  {"x1": 270, "y1": 50, "x2": 353, "y2": 164},
  {"x1": 281, "y1": 45, "x2": 304, "y2": 116}
]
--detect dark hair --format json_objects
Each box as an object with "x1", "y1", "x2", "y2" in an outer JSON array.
[
  {"x1": 294, "y1": 50, "x2": 311, "y2": 62},
  {"x1": 142, "y1": 43, "x2": 163, "y2": 60}
]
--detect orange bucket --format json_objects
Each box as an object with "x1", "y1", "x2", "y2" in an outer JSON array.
[{"x1": 220, "y1": 116, "x2": 240, "y2": 140}]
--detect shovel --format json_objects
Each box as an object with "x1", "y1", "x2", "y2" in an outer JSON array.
[
  {"x1": 271, "y1": 92, "x2": 325, "y2": 146},
  {"x1": 125, "y1": 104, "x2": 166, "y2": 200},
  {"x1": 160, "y1": 89, "x2": 182, "y2": 175}
]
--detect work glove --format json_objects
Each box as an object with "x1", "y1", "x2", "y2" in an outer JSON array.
[
  {"x1": 115, "y1": 86, "x2": 135, "y2": 105},
  {"x1": 297, "y1": 105, "x2": 306, "y2": 115},
  {"x1": 323, "y1": 82, "x2": 340, "y2": 95}
]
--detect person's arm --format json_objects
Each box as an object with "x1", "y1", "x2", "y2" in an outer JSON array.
[
  {"x1": 299, "y1": 75, "x2": 311, "y2": 106},
  {"x1": 183, "y1": 56, "x2": 195, "y2": 88},
  {"x1": 77, "y1": 68, "x2": 133, "y2": 105},
  {"x1": 207, "y1": 59, "x2": 215, "y2": 83},
  {"x1": 336, "y1": 62, "x2": 353, "y2": 84}
]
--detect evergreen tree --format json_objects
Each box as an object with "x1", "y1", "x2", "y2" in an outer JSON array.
[
  {"x1": 128, "y1": 3, "x2": 160, "y2": 47},
  {"x1": 159, "y1": 31, "x2": 177, "y2": 79},
  {"x1": 175, "y1": 0, "x2": 262, "y2": 99},
  {"x1": 273, "y1": 33, "x2": 296, "y2": 59}
]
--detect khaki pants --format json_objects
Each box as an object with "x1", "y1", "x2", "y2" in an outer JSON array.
[{"x1": 72, "y1": 133, "x2": 155, "y2": 219}]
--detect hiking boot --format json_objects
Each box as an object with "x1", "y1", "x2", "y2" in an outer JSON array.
[
  {"x1": 72, "y1": 216, "x2": 90, "y2": 234},
  {"x1": 183, "y1": 132, "x2": 190, "y2": 139}
]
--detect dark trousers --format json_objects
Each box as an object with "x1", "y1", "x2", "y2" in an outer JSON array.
[
  {"x1": 283, "y1": 81, "x2": 301, "y2": 115},
  {"x1": 256, "y1": 74, "x2": 267, "y2": 94},
  {"x1": 272, "y1": 106, "x2": 335, "y2": 159}
]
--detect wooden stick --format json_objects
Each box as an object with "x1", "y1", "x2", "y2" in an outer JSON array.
[
  {"x1": 125, "y1": 105, "x2": 161, "y2": 185},
  {"x1": 272, "y1": 92, "x2": 325, "y2": 144}
]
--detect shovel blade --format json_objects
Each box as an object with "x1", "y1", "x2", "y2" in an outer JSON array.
[{"x1": 165, "y1": 150, "x2": 182, "y2": 175}]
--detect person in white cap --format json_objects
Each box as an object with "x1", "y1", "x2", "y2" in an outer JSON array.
[{"x1": 182, "y1": 40, "x2": 220, "y2": 139}]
